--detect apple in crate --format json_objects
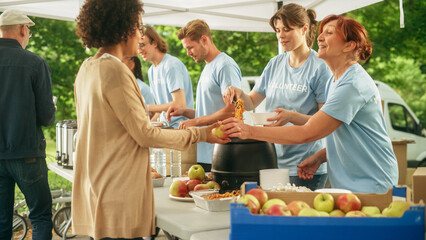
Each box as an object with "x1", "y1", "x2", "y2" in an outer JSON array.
[
  {"x1": 382, "y1": 201, "x2": 411, "y2": 217},
  {"x1": 266, "y1": 204, "x2": 292, "y2": 216},
  {"x1": 237, "y1": 194, "x2": 260, "y2": 214},
  {"x1": 313, "y1": 193, "x2": 334, "y2": 213},
  {"x1": 246, "y1": 188, "x2": 268, "y2": 207},
  {"x1": 329, "y1": 209, "x2": 345, "y2": 217},
  {"x1": 345, "y1": 210, "x2": 367, "y2": 217},
  {"x1": 337, "y1": 193, "x2": 361, "y2": 213},
  {"x1": 187, "y1": 179, "x2": 202, "y2": 192},
  {"x1": 298, "y1": 208, "x2": 320, "y2": 217},
  {"x1": 188, "y1": 164, "x2": 205, "y2": 181},
  {"x1": 262, "y1": 199, "x2": 286, "y2": 214},
  {"x1": 361, "y1": 206, "x2": 381, "y2": 217},
  {"x1": 287, "y1": 200, "x2": 310, "y2": 216},
  {"x1": 169, "y1": 180, "x2": 188, "y2": 197}
]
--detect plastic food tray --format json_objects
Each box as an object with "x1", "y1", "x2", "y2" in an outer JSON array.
[
  {"x1": 152, "y1": 177, "x2": 165, "y2": 187},
  {"x1": 190, "y1": 190, "x2": 234, "y2": 212}
]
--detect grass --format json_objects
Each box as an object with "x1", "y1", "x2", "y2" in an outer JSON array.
[{"x1": 14, "y1": 139, "x2": 72, "y2": 213}]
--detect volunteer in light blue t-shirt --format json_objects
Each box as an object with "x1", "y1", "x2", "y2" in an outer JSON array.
[
  {"x1": 167, "y1": 19, "x2": 241, "y2": 171},
  {"x1": 252, "y1": 50, "x2": 331, "y2": 190},
  {"x1": 321, "y1": 64, "x2": 398, "y2": 193},
  {"x1": 147, "y1": 53, "x2": 194, "y2": 128},
  {"x1": 139, "y1": 26, "x2": 194, "y2": 129},
  {"x1": 136, "y1": 79, "x2": 156, "y2": 105},
  {"x1": 223, "y1": 5, "x2": 331, "y2": 190},
  {"x1": 221, "y1": 14, "x2": 398, "y2": 193}
]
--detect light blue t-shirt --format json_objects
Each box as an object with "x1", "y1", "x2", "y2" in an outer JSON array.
[
  {"x1": 253, "y1": 50, "x2": 332, "y2": 176},
  {"x1": 136, "y1": 78, "x2": 156, "y2": 106},
  {"x1": 321, "y1": 63, "x2": 398, "y2": 193},
  {"x1": 196, "y1": 52, "x2": 242, "y2": 164},
  {"x1": 148, "y1": 53, "x2": 194, "y2": 128}
]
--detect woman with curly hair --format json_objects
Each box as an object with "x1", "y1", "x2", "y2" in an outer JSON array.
[
  {"x1": 72, "y1": 0, "x2": 228, "y2": 239},
  {"x1": 222, "y1": 15, "x2": 398, "y2": 194}
]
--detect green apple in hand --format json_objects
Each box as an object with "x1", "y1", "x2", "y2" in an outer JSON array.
[
  {"x1": 313, "y1": 193, "x2": 334, "y2": 213},
  {"x1": 361, "y1": 206, "x2": 381, "y2": 217},
  {"x1": 188, "y1": 164, "x2": 205, "y2": 181},
  {"x1": 211, "y1": 125, "x2": 227, "y2": 139}
]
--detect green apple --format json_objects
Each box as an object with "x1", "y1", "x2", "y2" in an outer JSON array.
[
  {"x1": 382, "y1": 201, "x2": 411, "y2": 217},
  {"x1": 211, "y1": 125, "x2": 227, "y2": 139},
  {"x1": 372, "y1": 213, "x2": 384, "y2": 217},
  {"x1": 361, "y1": 206, "x2": 381, "y2": 217},
  {"x1": 318, "y1": 211, "x2": 330, "y2": 216},
  {"x1": 262, "y1": 199, "x2": 286, "y2": 214},
  {"x1": 329, "y1": 209, "x2": 345, "y2": 217},
  {"x1": 288, "y1": 200, "x2": 310, "y2": 216},
  {"x1": 298, "y1": 208, "x2": 320, "y2": 217},
  {"x1": 188, "y1": 164, "x2": 205, "y2": 181},
  {"x1": 206, "y1": 181, "x2": 220, "y2": 190},
  {"x1": 345, "y1": 210, "x2": 367, "y2": 217},
  {"x1": 313, "y1": 193, "x2": 334, "y2": 213}
]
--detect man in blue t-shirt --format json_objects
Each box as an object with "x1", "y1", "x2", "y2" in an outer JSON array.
[
  {"x1": 167, "y1": 19, "x2": 241, "y2": 171},
  {"x1": 139, "y1": 25, "x2": 194, "y2": 128}
]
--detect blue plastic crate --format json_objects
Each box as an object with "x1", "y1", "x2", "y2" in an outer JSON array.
[{"x1": 229, "y1": 203, "x2": 425, "y2": 240}]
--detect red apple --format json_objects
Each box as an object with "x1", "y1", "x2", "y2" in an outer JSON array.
[
  {"x1": 266, "y1": 204, "x2": 292, "y2": 216},
  {"x1": 169, "y1": 180, "x2": 188, "y2": 197},
  {"x1": 337, "y1": 193, "x2": 361, "y2": 213},
  {"x1": 287, "y1": 200, "x2": 310, "y2": 216},
  {"x1": 188, "y1": 164, "x2": 205, "y2": 181},
  {"x1": 345, "y1": 210, "x2": 367, "y2": 217},
  {"x1": 262, "y1": 199, "x2": 286, "y2": 214},
  {"x1": 186, "y1": 179, "x2": 202, "y2": 192},
  {"x1": 246, "y1": 188, "x2": 268, "y2": 207},
  {"x1": 237, "y1": 194, "x2": 261, "y2": 214}
]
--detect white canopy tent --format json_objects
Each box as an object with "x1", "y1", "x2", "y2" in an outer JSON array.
[{"x1": 0, "y1": 0, "x2": 383, "y2": 32}]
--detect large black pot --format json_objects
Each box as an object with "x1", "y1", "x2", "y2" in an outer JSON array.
[{"x1": 211, "y1": 138, "x2": 277, "y2": 192}]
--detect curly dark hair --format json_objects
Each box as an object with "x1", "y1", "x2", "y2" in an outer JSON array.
[{"x1": 76, "y1": 0, "x2": 144, "y2": 48}]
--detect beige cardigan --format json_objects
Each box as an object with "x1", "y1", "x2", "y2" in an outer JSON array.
[{"x1": 72, "y1": 55, "x2": 206, "y2": 239}]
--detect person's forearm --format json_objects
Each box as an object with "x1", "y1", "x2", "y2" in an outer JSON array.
[
  {"x1": 148, "y1": 103, "x2": 171, "y2": 113},
  {"x1": 193, "y1": 108, "x2": 235, "y2": 126},
  {"x1": 182, "y1": 108, "x2": 196, "y2": 119},
  {"x1": 288, "y1": 111, "x2": 313, "y2": 125},
  {"x1": 314, "y1": 148, "x2": 327, "y2": 164}
]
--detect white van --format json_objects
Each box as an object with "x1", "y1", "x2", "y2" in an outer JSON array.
[
  {"x1": 242, "y1": 77, "x2": 426, "y2": 167},
  {"x1": 375, "y1": 81, "x2": 426, "y2": 167}
]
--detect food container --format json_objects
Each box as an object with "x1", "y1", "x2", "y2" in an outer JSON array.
[
  {"x1": 152, "y1": 177, "x2": 165, "y2": 187},
  {"x1": 212, "y1": 138, "x2": 277, "y2": 192},
  {"x1": 190, "y1": 190, "x2": 235, "y2": 212},
  {"x1": 250, "y1": 112, "x2": 276, "y2": 126}
]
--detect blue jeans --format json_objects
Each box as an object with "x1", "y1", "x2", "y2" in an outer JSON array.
[
  {"x1": 290, "y1": 174, "x2": 328, "y2": 191},
  {"x1": 0, "y1": 157, "x2": 53, "y2": 240}
]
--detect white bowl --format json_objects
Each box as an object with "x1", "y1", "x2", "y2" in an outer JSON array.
[
  {"x1": 152, "y1": 177, "x2": 165, "y2": 187},
  {"x1": 314, "y1": 188, "x2": 352, "y2": 194},
  {"x1": 251, "y1": 113, "x2": 276, "y2": 126}
]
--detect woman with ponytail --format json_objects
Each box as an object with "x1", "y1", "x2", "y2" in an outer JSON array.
[
  {"x1": 224, "y1": 3, "x2": 332, "y2": 191},
  {"x1": 222, "y1": 15, "x2": 398, "y2": 193}
]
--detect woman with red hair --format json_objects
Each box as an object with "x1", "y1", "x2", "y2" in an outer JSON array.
[{"x1": 221, "y1": 15, "x2": 398, "y2": 193}]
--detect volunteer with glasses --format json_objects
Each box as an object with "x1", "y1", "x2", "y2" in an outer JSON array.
[
  {"x1": 72, "y1": 0, "x2": 228, "y2": 239},
  {"x1": 0, "y1": 10, "x2": 56, "y2": 239},
  {"x1": 138, "y1": 25, "x2": 194, "y2": 128}
]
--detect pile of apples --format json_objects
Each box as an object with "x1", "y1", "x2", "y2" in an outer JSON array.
[
  {"x1": 238, "y1": 189, "x2": 412, "y2": 218},
  {"x1": 169, "y1": 164, "x2": 220, "y2": 198}
]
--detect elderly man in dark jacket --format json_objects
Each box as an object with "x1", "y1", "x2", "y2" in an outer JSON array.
[{"x1": 0, "y1": 9, "x2": 55, "y2": 239}]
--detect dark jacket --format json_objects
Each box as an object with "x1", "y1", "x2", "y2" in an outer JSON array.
[{"x1": 0, "y1": 38, "x2": 55, "y2": 159}]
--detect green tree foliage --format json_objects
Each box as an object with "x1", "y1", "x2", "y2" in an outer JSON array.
[
  {"x1": 25, "y1": 17, "x2": 95, "y2": 138},
  {"x1": 348, "y1": 0, "x2": 425, "y2": 123}
]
